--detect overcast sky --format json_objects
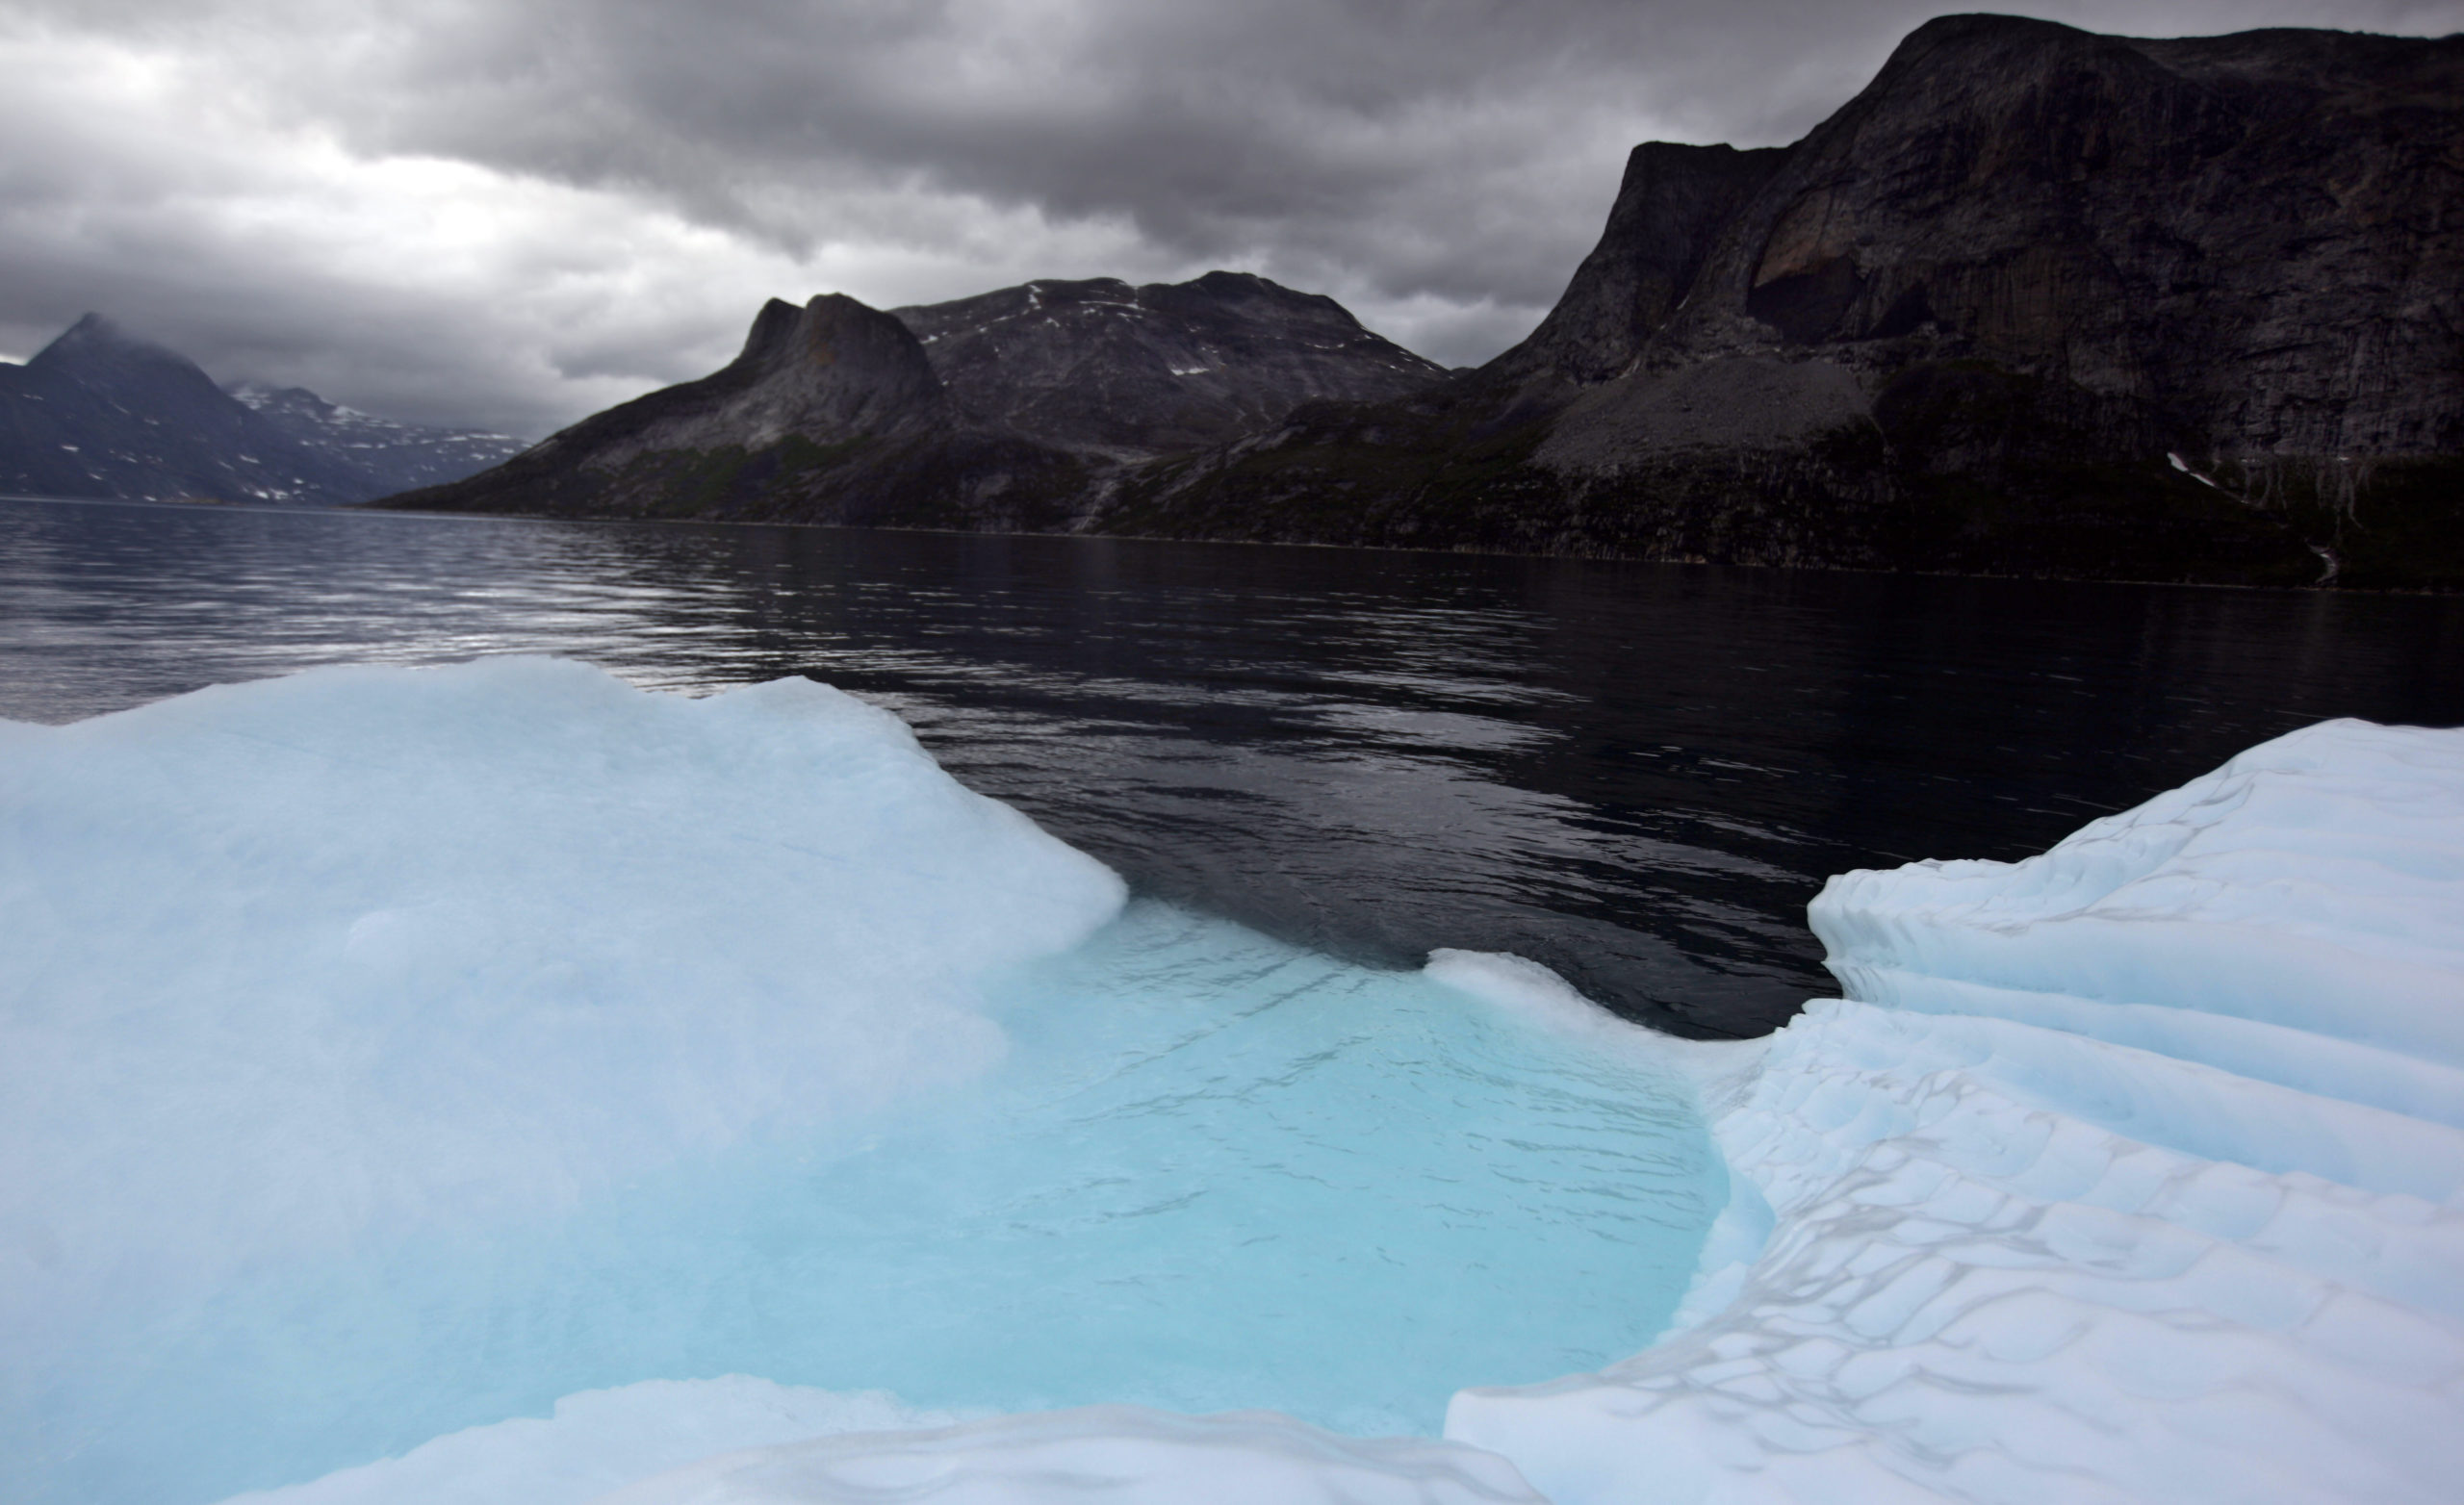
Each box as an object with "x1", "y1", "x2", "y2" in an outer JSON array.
[{"x1": 2, "y1": 0, "x2": 2455, "y2": 435}]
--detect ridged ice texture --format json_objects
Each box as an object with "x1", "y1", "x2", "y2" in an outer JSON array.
[{"x1": 1450, "y1": 719, "x2": 2464, "y2": 1504}]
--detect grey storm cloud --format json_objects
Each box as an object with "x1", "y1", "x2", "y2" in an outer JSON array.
[{"x1": 2, "y1": 0, "x2": 2457, "y2": 434}]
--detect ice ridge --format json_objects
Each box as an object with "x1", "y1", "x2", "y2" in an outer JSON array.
[{"x1": 1449, "y1": 719, "x2": 2464, "y2": 1503}]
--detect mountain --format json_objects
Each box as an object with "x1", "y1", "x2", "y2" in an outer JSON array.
[
  {"x1": 379, "y1": 293, "x2": 1090, "y2": 529},
  {"x1": 226, "y1": 382, "x2": 529, "y2": 497},
  {"x1": 0, "y1": 314, "x2": 526, "y2": 506},
  {"x1": 383, "y1": 15, "x2": 2462, "y2": 587},
  {"x1": 383, "y1": 273, "x2": 1445, "y2": 526},
  {"x1": 1100, "y1": 16, "x2": 2464, "y2": 588},
  {"x1": 0, "y1": 315, "x2": 369, "y2": 504},
  {"x1": 893, "y1": 271, "x2": 1443, "y2": 458}
]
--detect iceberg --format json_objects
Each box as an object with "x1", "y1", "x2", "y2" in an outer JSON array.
[
  {"x1": 584, "y1": 719, "x2": 2464, "y2": 1505},
  {"x1": 7, "y1": 659, "x2": 2457, "y2": 1505},
  {"x1": 1451, "y1": 718, "x2": 2464, "y2": 1503},
  {"x1": 0, "y1": 658, "x2": 1716, "y2": 1504}
]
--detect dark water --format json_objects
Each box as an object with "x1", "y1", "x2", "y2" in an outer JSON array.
[{"x1": 6, "y1": 494, "x2": 2461, "y2": 1036}]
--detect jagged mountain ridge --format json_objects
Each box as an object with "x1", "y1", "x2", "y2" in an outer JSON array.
[
  {"x1": 0, "y1": 314, "x2": 527, "y2": 505},
  {"x1": 385, "y1": 271, "x2": 1447, "y2": 526},
  {"x1": 1100, "y1": 15, "x2": 2464, "y2": 587}
]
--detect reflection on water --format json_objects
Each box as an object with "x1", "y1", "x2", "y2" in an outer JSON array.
[{"x1": 6, "y1": 495, "x2": 2461, "y2": 1035}]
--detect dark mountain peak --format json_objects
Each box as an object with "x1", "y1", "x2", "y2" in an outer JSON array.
[
  {"x1": 38, "y1": 311, "x2": 143, "y2": 355},
  {"x1": 30, "y1": 313, "x2": 222, "y2": 391},
  {"x1": 734, "y1": 298, "x2": 808, "y2": 366},
  {"x1": 710, "y1": 293, "x2": 943, "y2": 412},
  {"x1": 462, "y1": 290, "x2": 950, "y2": 488},
  {"x1": 0, "y1": 317, "x2": 380, "y2": 504},
  {"x1": 1892, "y1": 12, "x2": 2091, "y2": 50},
  {"x1": 727, "y1": 293, "x2": 948, "y2": 438},
  {"x1": 386, "y1": 271, "x2": 1443, "y2": 525},
  {"x1": 1180, "y1": 269, "x2": 1305, "y2": 308}
]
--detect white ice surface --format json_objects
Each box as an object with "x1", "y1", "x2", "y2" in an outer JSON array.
[
  {"x1": 0, "y1": 659, "x2": 1121, "y2": 1500},
  {"x1": 218, "y1": 1379, "x2": 968, "y2": 1505},
  {"x1": 1, "y1": 657, "x2": 1125, "y2": 1299},
  {"x1": 1450, "y1": 719, "x2": 2464, "y2": 1503},
  {"x1": 16, "y1": 667, "x2": 2460, "y2": 1505},
  {"x1": 595, "y1": 1406, "x2": 1544, "y2": 1505}
]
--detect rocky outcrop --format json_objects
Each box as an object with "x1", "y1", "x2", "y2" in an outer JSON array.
[
  {"x1": 381, "y1": 293, "x2": 1090, "y2": 530},
  {"x1": 0, "y1": 315, "x2": 526, "y2": 506},
  {"x1": 389, "y1": 273, "x2": 1449, "y2": 528},
  {"x1": 1101, "y1": 16, "x2": 2464, "y2": 588}
]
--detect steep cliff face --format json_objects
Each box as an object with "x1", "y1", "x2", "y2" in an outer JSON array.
[
  {"x1": 1106, "y1": 16, "x2": 2464, "y2": 588},
  {"x1": 1634, "y1": 15, "x2": 2463, "y2": 460},
  {"x1": 1488, "y1": 142, "x2": 1788, "y2": 390},
  {"x1": 896, "y1": 271, "x2": 1444, "y2": 457}
]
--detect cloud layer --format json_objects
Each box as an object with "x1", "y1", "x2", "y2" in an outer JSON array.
[{"x1": 3, "y1": 0, "x2": 2455, "y2": 434}]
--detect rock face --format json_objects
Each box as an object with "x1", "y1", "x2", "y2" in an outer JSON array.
[
  {"x1": 895, "y1": 271, "x2": 1444, "y2": 457},
  {"x1": 1102, "y1": 16, "x2": 2464, "y2": 588},
  {"x1": 0, "y1": 315, "x2": 525, "y2": 506},
  {"x1": 391, "y1": 273, "x2": 1446, "y2": 528},
  {"x1": 384, "y1": 293, "x2": 1090, "y2": 530}
]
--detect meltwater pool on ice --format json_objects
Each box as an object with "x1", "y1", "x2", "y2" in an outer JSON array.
[{"x1": 0, "y1": 658, "x2": 1723, "y2": 1505}]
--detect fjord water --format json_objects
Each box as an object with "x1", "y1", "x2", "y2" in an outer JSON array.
[{"x1": 7, "y1": 496, "x2": 2461, "y2": 1036}]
